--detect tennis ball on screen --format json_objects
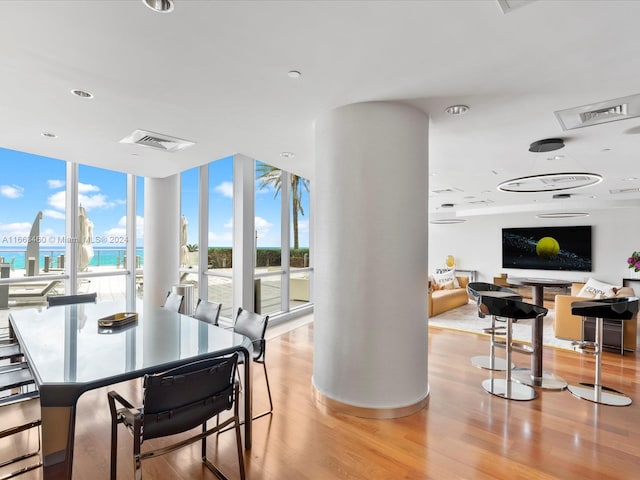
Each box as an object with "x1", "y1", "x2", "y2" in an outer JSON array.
[{"x1": 536, "y1": 237, "x2": 560, "y2": 259}]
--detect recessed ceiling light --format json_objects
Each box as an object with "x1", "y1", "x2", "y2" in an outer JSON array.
[
  {"x1": 71, "y1": 89, "x2": 93, "y2": 99},
  {"x1": 280, "y1": 152, "x2": 295, "y2": 158},
  {"x1": 287, "y1": 70, "x2": 302, "y2": 79},
  {"x1": 430, "y1": 218, "x2": 466, "y2": 224},
  {"x1": 142, "y1": 0, "x2": 174, "y2": 13},
  {"x1": 41, "y1": 132, "x2": 57, "y2": 138},
  {"x1": 623, "y1": 177, "x2": 638, "y2": 181},
  {"x1": 536, "y1": 212, "x2": 590, "y2": 219},
  {"x1": 445, "y1": 105, "x2": 469, "y2": 115},
  {"x1": 547, "y1": 155, "x2": 565, "y2": 161}
]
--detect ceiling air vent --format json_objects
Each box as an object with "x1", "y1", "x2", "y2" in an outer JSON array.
[
  {"x1": 554, "y1": 94, "x2": 640, "y2": 130},
  {"x1": 431, "y1": 188, "x2": 462, "y2": 195},
  {"x1": 496, "y1": 0, "x2": 536, "y2": 14},
  {"x1": 610, "y1": 187, "x2": 640, "y2": 195},
  {"x1": 119, "y1": 129, "x2": 195, "y2": 153}
]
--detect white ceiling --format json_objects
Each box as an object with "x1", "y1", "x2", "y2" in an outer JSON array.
[{"x1": 1, "y1": 0, "x2": 639, "y2": 218}]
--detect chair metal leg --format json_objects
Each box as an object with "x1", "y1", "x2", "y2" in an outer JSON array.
[
  {"x1": 253, "y1": 360, "x2": 273, "y2": 420},
  {"x1": 482, "y1": 317, "x2": 537, "y2": 401},
  {"x1": 471, "y1": 315, "x2": 514, "y2": 371},
  {"x1": 569, "y1": 316, "x2": 632, "y2": 406}
]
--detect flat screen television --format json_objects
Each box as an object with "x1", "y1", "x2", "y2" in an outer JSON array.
[{"x1": 502, "y1": 225, "x2": 592, "y2": 272}]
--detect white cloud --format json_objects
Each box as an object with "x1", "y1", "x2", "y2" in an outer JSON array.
[
  {"x1": 78, "y1": 182, "x2": 100, "y2": 193},
  {"x1": 214, "y1": 181, "x2": 233, "y2": 198},
  {"x1": 79, "y1": 193, "x2": 115, "y2": 210},
  {"x1": 48, "y1": 179, "x2": 65, "y2": 189},
  {"x1": 104, "y1": 215, "x2": 144, "y2": 240},
  {"x1": 255, "y1": 216, "x2": 272, "y2": 240},
  {"x1": 0, "y1": 222, "x2": 32, "y2": 235},
  {"x1": 0, "y1": 185, "x2": 24, "y2": 199},
  {"x1": 296, "y1": 219, "x2": 309, "y2": 233},
  {"x1": 48, "y1": 191, "x2": 66, "y2": 210},
  {"x1": 43, "y1": 209, "x2": 65, "y2": 220},
  {"x1": 223, "y1": 217, "x2": 233, "y2": 229}
]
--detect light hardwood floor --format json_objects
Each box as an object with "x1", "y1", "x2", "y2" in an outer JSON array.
[{"x1": 2, "y1": 321, "x2": 640, "y2": 479}]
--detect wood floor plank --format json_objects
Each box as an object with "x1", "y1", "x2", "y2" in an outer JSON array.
[{"x1": 1, "y1": 321, "x2": 640, "y2": 479}]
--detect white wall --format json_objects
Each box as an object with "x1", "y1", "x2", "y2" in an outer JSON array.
[{"x1": 428, "y1": 207, "x2": 640, "y2": 287}]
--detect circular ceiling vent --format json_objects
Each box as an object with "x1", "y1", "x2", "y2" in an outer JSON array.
[
  {"x1": 529, "y1": 138, "x2": 565, "y2": 152},
  {"x1": 497, "y1": 172, "x2": 602, "y2": 193}
]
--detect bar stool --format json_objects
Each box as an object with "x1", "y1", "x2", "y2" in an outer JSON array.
[
  {"x1": 478, "y1": 295, "x2": 546, "y2": 401},
  {"x1": 466, "y1": 282, "x2": 522, "y2": 371},
  {"x1": 569, "y1": 297, "x2": 638, "y2": 406}
]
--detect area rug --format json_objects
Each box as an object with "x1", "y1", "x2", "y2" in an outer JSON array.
[{"x1": 428, "y1": 301, "x2": 574, "y2": 350}]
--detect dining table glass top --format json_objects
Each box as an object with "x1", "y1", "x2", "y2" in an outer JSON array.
[{"x1": 9, "y1": 300, "x2": 250, "y2": 386}]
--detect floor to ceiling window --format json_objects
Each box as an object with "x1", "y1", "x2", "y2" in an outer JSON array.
[
  {"x1": 255, "y1": 161, "x2": 283, "y2": 315},
  {"x1": 179, "y1": 167, "x2": 199, "y2": 314},
  {"x1": 289, "y1": 173, "x2": 311, "y2": 309},
  {"x1": 207, "y1": 156, "x2": 234, "y2": 318},
  {"x1": 76, "y1": 164, "x2": 128, "y2": 301}
]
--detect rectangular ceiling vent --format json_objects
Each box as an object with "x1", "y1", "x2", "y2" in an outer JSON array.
[
  {"x1": 496, "y1": 0, "x2": 536, "y2": 14},
  {"x1": 554, "y1": 94, "x2": 640, "y2": 130},
  {"x1": 610, "y1": 187, "x2": 640, "y2": 195},
  {"x1": 540, "y1": 175, "x2": 593, "y2": 185},
  {"x1": 119, "y1": 129, "x2": 195, "y2": 153},
  {"x1": 431, "y1": 187, "x2": 463, "y2": 195}
]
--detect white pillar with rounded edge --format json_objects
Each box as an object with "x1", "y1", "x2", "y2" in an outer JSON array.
[
  {"x1": 313, "y1": 101, "x2": 429, "y2": 417},
  {"x1": 143, "y1": 175, "x2": 181, "y2": 308}
]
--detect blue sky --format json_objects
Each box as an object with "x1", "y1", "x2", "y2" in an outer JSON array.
[{"x1": 0, "y1": 148, "x2": 309, "y2": 250}]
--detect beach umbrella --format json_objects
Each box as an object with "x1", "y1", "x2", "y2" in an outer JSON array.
[{"x1": 78, "y1": 205, "x2": 94, "y2": 271}]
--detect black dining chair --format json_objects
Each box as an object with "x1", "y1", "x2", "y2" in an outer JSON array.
[
  {"x1": 194, "y1": 299, "x2": 222, "y2": 326},
  {"x1": 108, "y1": 353, "x2": 245, "y2": 480},
  {"x1": 46, "y1": 292, "x2": 97, "y2": 307},
  {"x1": 233, "y1": 307, "x2": 272, "y2": 420},
  {"x1": 162, "y1": 291, "x2": 184, "y2": 313},
  {"x1": 466, "y1": 282, "x2": 522, "y2": 371}
]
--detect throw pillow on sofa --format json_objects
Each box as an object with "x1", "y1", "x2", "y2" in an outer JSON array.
[
  {"x1": 432, "y1": 269, "x2": 460, "y2": 288},
  {"x1": 577, "y1": 278, "x2": 620, "y2": 299}
]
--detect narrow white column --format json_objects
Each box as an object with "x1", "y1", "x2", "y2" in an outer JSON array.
[
  {"x1": 232, "y1": 154, "x2": 256, "y2": 313},
  {"x1": 313, "y1": 102, "x2": 429, "y2": 417},
  {"x1": 143, "y1": 175, "x2": 180, "y2": 307}
]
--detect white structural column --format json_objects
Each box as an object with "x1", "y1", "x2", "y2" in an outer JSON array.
[
  {"x1": 313, "y1": 102, "x2": 429, "y2": 417},
  {"x1": 233, "y1": 154, "x2": 256, "y2": 313},
  {"x1": 143, "y1": 175, "x2": 181, "y2": 307}
]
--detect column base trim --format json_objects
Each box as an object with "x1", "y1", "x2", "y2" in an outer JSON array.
[{"x1": 313, "y1": 386, "x2": 429, "y2": 419}]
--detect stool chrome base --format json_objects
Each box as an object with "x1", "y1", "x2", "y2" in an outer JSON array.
[
  {"x1": 482, "y1": 378, "x2": 537, "y2": 401},
  {"x1": 471, "y1": 355, "x2": 515, "y2": 371},
  {"x1": 511, "y1": 369, "x2": 567, "y2": 391},
  {"x1": 568, "y1": 382, "x2": 632, "y2": 406}
]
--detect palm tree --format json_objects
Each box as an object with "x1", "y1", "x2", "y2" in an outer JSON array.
[{"x1": 256, "y1": 163, "x2": 309, "y2": 249}]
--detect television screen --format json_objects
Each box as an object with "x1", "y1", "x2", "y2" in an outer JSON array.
[{"x1": 502, "y1": 225, "x2": 592, "y2": 272}]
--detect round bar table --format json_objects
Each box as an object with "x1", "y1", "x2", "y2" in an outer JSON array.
[{"x1": 507, "y1": 277, "x2": 570, "y2": 390}]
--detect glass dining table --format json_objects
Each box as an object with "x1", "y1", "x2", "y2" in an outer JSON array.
[{"x1": 9, "y1": 300, "x2": 253, "y2": 480}]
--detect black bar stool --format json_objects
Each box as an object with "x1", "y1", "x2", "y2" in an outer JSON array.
[
  {"x1": 477, "y1": 295, "x2": 547, "y2": 401},
  {"x1": 569, "y1": 297, "x2": 639, "y2": 406},
  {"x1": 467, "y1": 282, "x2": 522, "y2": 371}
]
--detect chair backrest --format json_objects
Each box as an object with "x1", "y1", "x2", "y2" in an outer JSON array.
[
  {"x1": 194, "y1": 299, "x2": 222, "y2": 326},
  {"x1": 233, "y1": 308, "x2": 269, "y2": 360},
  {"x1": 163, "y1": 292, "x2": 184, "y2": 312},
  {"x1": 47, "y1": 292, "x2": 97, "y2": 307},
  {"x1": 478, "y1": 296, "x2": 547, "y2": 320},
  {"x1": 467, "y1": 282, "x2": 521, "y2": 299},
  {"x1": 142, "y1": 353, "x2": 238, "y2": 441}
]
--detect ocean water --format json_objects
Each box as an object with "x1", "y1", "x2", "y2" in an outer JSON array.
[{"x1": 0, "y1": 247, "x2": 144, "y2": 270}]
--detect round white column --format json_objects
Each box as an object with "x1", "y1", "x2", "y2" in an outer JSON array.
[
  {"x1": 143, "y1": 175, "x2": 180, "y2": 307},
  {"x1": 313, "y1": 102, "x2": 429, "y2": 417}
]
